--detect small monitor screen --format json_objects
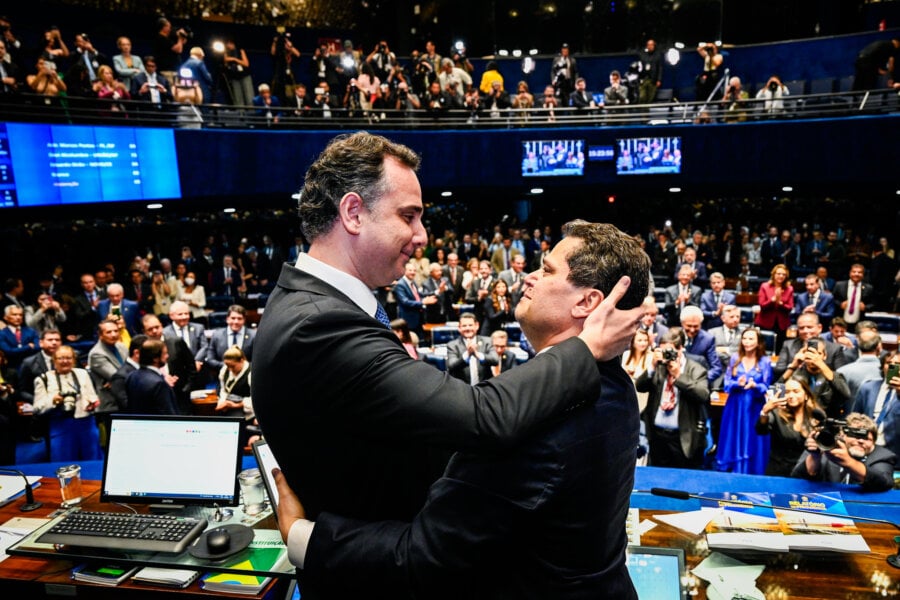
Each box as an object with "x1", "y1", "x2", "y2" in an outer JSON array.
[
  {"x1": 615, "y1": 136, "x2": 682, "y2": 175},
  {"x1": 522, "y1": 139, "x2": 585, "y2": 177},
  {"x1": 102, "y1": 415, "x2": 243, "y2": 506},
  {"x1": 626, "y1": 546, "x2": 685, "y2": 600},
  {"x1": 1, "y1": 122, "x2": 181, "y2": 208}
]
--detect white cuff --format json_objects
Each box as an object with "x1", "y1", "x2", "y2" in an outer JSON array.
[{"x1": 286, "y1": 519, "x2": 316, "y2": 570}]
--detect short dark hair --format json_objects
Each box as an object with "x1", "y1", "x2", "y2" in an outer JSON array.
[
  {"x1": 298, "y1": 132, "x2": 420, "y2": 242},
  {"x1": 129, "y1": 334, "x2": 148, "y2": 355},
  {"x1": 139, "y1": 339, "x2": 166, "y2": 366},
  {"x1": 40, "y1": 328, "x2": 62, "y2": 340},
  {"x1": 661, "y1": 327, "x2": 686, "y2": 349},
  {"x1": 559, "y1": 220, "x2": 651, "y2": 310},
  {"x1": 227, "y1": 304, "x2": 246, "y2": 317}
]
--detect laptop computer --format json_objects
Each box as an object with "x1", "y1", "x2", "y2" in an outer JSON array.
[{"x1": 626, "y1": 545, "x2": 686, "y2": 599}]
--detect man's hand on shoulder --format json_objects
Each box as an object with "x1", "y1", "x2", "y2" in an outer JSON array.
[{"x1": 578, "y1": 276, "x2": 642, "y2": 361}]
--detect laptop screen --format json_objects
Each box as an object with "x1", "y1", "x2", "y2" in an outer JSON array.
[
  {"x1": 626, "y1": 545, "x2": 685, "y2": 600},
  {"x1": 101, "y1": 414, "x2": 243, "y2": 506}
]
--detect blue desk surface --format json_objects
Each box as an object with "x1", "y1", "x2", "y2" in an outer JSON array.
[{"x1": 14, "y1": 461, "x2": 899, "y2": 521}]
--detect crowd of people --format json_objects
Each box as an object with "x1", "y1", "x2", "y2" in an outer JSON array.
[{"x1": 1, "y1": 207, "x2": 898, "y2": 493}]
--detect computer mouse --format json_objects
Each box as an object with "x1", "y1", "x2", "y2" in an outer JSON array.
[{"x1": 206, "y1": 528, "x2": 231, "y2": 553}]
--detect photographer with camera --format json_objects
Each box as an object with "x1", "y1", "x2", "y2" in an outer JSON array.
[
  {"x1": 33, "y1": 345, "x2": 102, "y2": 462},
  {"x1": 791, "y1": 412, "x2": 895, "y2": 491},
  {"x1": 311, "y1": 80, "x2": 339, "y2": 118},
  {"x1": 271, "y1": 29, "x2": 300, "y2": 102},
  {"x1": 26, "y1": 293, "x2": 67, "y2": 334},
  {"x1": 755, "y1": 74, "x2": 790, "y2": 115},
  {"x1": 781, "y1": 336, "x2": 852, "y2": 419},
  {"x1": 153, "y1": 18, "x2": 187, "y2": 83},
  {"x1": 636, "y1": 327, "x2": 710, "y2": 469},
  {"x1": 695, "y1": 42, "x2": 724, "y2": 102},
  {"x1": 392, "y1": 80, "x2": 421, "y2": 115},
  {"x1": 366, "y1": 40, "x2": 396, "y2": 82}
]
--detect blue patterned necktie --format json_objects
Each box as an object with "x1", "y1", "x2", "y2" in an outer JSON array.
[{"x1": 374, "y1": 303, "x2": 391, "y2": 329}]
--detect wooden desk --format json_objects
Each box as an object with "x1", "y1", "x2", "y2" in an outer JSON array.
[
  {"x1": 639, "y1": 508, "x2": 900, "y2": 599},
  {"x1": 0, "y1": 478, "x2": 290, "y2": 599}
]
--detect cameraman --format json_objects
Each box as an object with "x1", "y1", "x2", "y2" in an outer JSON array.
[
  {"x1": 756, "y1": 74, "x2": 789, "y2": 115},
  {"x1": 26, "y1": 293, "x2": 66, "y2": 334},
  {"x1": 33, "y1": 345, "x2": 102, "y2": 462},
  {"x1": 636, "y1": 327, "x2": 710, "y2": 469},
  {"x1": 791, "y1": 412, "x2": 895, "y2": 491},
  {"x1": 153, "y1": 18, "x2": 186, "y2": 83},
  {"x1": 392, "y1": 80, "x2": 421, "y2": 115},
  {"x1": 365, "y1": 40, "x2": 395, "y2": 82}
]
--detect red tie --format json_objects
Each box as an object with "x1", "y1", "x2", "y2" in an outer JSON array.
[
  {"x1": 14, "y1": 328, "x2": 21, "y2": 344},
  {"x1": 409, "y1": 279, "x2": 420, "y2": 301},
  {"x1": 848, "y1": 284, "x2": 858, "y2": 314}
]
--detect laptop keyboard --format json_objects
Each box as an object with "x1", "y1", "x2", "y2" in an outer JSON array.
[{"x1": 38, "y1": 510, "x2": 207, "y2": 553}]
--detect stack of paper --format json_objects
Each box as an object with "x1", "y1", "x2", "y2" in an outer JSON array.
[
  {"x1": 132, "y1": 567, "x2": 201, "y2": 588},
  {"x1": 692, "y1": 552, "x2": 766, "y2": 600},
  {"x1": 72, "y1": 564, "x2": 139, "y2": 586}
]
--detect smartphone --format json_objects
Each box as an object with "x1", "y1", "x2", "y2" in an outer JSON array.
[
  {"x1": 806, "y1": 339, "x2": 821, "y2": 352},
  {"x1": 887, "y1": 363, "x2": 900, "y2": 383}
]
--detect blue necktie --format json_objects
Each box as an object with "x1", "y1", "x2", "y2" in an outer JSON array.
[
  {"x1": 877, "y1": 390, "x2": 895, "y2": 426},
  {"x1": 374, "y1": 303, "x2": 391, "y2": 329},
  {"x1": 110, "y1": 345, "x2": 123, "y2": 365}
]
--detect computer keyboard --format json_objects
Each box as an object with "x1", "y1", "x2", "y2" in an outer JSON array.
[{"x1": 37, "y1": 510, "x2": 208, "y2": 553}]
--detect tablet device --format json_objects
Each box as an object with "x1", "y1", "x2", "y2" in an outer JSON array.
[{"x1": 251, "y1": 439, "x2": 281, "y2": 517}]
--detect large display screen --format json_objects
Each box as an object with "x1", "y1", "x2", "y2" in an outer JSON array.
[
  {"x1": 0, "y1": 122, "x2": 181, "y2": 207},
  {"x1": 521, "y1": 139, "x2": 585, "y2": 177},
  {"x1": 615, "y1": 136, "x2": 682, "y2": 175}
]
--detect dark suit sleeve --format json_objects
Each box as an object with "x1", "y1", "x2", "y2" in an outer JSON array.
[{"x1": 860, "y1": 447, "x2": 896, "y2": 491}]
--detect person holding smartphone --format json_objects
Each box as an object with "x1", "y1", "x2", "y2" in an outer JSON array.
[
  {"x1": 756, "y1": 376, "x2": 818, "y2": 476},
  {"x1": 851, "y1": 351, "x2": 900, "y2": 457},
  {"x1": 782, "y1": 337, "x2": 852, "y2": 419}
]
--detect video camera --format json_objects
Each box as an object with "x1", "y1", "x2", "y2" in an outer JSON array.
[
  {"x1": 812, "y1": 408, "x2": 869, "y2": 452},
  {"x1": 176, "y1": 26, "x2": 193, "y2": 40}
]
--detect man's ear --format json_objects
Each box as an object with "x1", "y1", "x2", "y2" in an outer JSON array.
[
  {"x1": 338, "y1": 193, "x2": 364, "y2": 235},
  {"x1": 572, "y1": 289, "x2": 604, "y2": 319}
]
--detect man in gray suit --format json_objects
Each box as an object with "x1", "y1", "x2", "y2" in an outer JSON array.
[
  {"x1": 205, "y1": 304, "x2": 255, "y2": 372},
  {"x1": 164, "y1": 301, "x2": 208, "y2": 370},
  {"x1": 88, "y1": 319, "x2": 128, "y2": 446},
  {"x1": 664, "y1": 264, "x2": 702, "y2": 326},
  {"x1": 708, "y1": 304, "x2": 742, "y2": 363},
  {"x1": 446, "y1": 313, "x2": 499, "y2": 384},
  {"x1": 498, "y1": 254, "x2": 527, "y2": 307}
]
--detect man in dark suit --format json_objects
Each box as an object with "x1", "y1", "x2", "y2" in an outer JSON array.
[
  {"x1": 205, "y1": 305, "x2": 255, "y2": 372},
  {"x1": 490, "y1": 330, "x2": 518, "y2": 376},
  {"x1": 832, "y1": 263, "x2": 875, "y2": 328},
  {"x1": 66, "y1": 273, "x2": 102, "y2": 342},
  {"x1": 442, "y1": 252, "x2": 466, "y2": 304},
  {"x1": 132, "y1": 56, "x2": 171, "y2": 104},
  {"x1": 464, "y1": 260, "x2": 495, "y2": 323},
  {"x1": 251, "y1": 133, "x2": 643, "y2": 597},
  {"x1": 636, "y1": 327, "x2": 710, "y2": 469},
  {"x1": 792, "y1": 273, "x2": 836, "y2": 328},
  {"x1": 774, "y1": 312, "x2": 849, "y2": 381},
  {"x1": 446, "y1": 313, "x2": 499, "y2": 384},
  {"x1": 163, "y1": 301, "x2": 208, "y2": 369},
  {"x1": 852, "y1": 352, "x2": 900, "y2": 457},
  {"x1": 0, "y1": 305, "x2": 40, "y2": 368},
  {"x1": 110, "y1": 335, "x2": 145, "y2": 412},
  {"x1": 212, "y1": 254, "x2": 243, "y2": 297},
  {"x1": 124, "y1": 269, "x2": 153, "y2": 314},
  {"x1": 678, "y1": 305, "x2": 721, "y2": 388},
  {"x1": 97, "y1": 283, "x2": 140, "y2": 336},
  {"x1": 393, "y1": 262, "x2": 437, "y2": 337},
  {"x1": 125, "y1": 339, "x2": 179, "y2": 415},
  {"x1": 272, "y1": 220, "x2": 651, "y2": 598},
  {"x1": 664, "y1": 264, "x2": 702, "y2": 326},
  {"x1": 16, "y1": 329, "x2": 62, "y2": 406},
  {"x1": 699, "y1": 272, "x2": 736, "y2": 329},
  {"x1": 142, "y1": 314, "x2": 194, "y2": 414}
]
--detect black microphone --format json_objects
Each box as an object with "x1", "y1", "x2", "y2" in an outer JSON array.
[
  {"x1": 0, "y1": 468, "x2": 43, "y2": 512},
  {"x1": 649, "y1": 487, "x2": 900, "y2": 569}
]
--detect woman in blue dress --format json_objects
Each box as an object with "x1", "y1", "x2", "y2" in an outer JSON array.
[{"x1": 717, "y1": 327, "x2": 772, "y2": 474}]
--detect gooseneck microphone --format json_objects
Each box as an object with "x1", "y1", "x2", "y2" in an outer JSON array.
[
  {"x1": 0, "y1": 468, "x2": 43, "y2": 512},
  {"x1": 649, "y1": 487, "x2": 900, "y2": 569}
]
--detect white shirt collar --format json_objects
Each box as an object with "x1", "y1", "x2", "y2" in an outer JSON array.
[{"x1": 296, "y1": 252, "x2": 377, "y2": 316}]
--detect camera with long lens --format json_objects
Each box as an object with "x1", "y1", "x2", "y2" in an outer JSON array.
[
  {"x1": 176, "y1": 26, "x2": 193, "y2": 40},
  {"x1": 59, "y1": 390, "x2": 79, "y2": 413},
  {"x1": 814, "y1": 416, "x2": 848, "y2": 451},
  {"x1": 661, "y1": 348, "x2": 679, "y2": 363},
  {"x1": 768, "y1": 81, "x2": 779, "y2": 93}
]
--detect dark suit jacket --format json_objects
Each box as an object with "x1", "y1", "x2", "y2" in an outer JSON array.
[
  {"x1": 792, "y1": 291, "x2": 836, "y2": 326},
  {"x1": 124, "y1": 367, "x2": 179, "y2": 415},
  {"x1": 163, "y1": 322, "x2": 208, "y2": 361},
  {"x1": 205, "y1": 327, "x2": 255, "y2": 371},
  {"x1": 791, "y1": 445, "x2": 896, "y2": 492},
  {"x1": 699, "y1": 289, "x2": 736, "y2": 329},
  {"x1": 163, "y1": 337, "x2": 195, "y2": 413},
  {"x1": 0, "y1": 326, "x2": 40, "y2": 366},
  {"x1": 684, "y1": 329, "x2": 722, "y2": 385},
  {"x1": 132, "y1": 71, "x2": 172, "y2": 102},
  {"x1": 637, "y1": 358, "x2": 709, "y2": 462},
  {"x1": 852, "y1": 380, "x2": 900, "y2": 457},
  {"x1": 212, "y1": 265, "x2": 243, "y2": 297},
  {"x1": 393, "y1": 277, "x2": 427, "y2": 331},
  {"x1": 97, "y1": 299, "x2": 140, "y2": 335},
  {"x1": 832, "y1": 280, "x2": 876, "y2": 319},
  {"x1": 67, "y1": 293, "x2": 101, "y2": 340},
  {"x1": 110, "y1": 360, "x2": 137, "y2": 411},
  {"x1": 304, "y1": 361, "x2": 639, "y2": 599},
  {"x1": 252, "y1": 264, "x2": 607, "y2": 529},
  {"x1": 442, "y1": 265, "x2": 466, "y2": 303},
  {"x1": 17, "y1": 352, "x2": 51, "y2": 404},
  {"x1": 495, "y1": 351, "x2": 518, "y2": 374},
  {"x1": 446, "y1": 335, "x2": 500, "y2": 383}
]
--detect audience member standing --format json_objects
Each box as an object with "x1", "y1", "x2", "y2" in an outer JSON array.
[
  {"x1": 756, "y1": 376, "x2": 817, "y2": 476},
  {"x1": 755, "y1": 264, "x2": 794, "y2": 350}
]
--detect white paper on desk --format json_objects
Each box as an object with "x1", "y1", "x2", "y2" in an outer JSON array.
[
  {"x1": 653, "y1": 507, "x2": 722, "y2": 535},
  {"x1": 0, "y1": 517, "x2": 47, "y2": 563},
  {"x1": 0, "y1": 475, "x2": 42, "y2": 507},
  {"x1": 693, "y1": 552, "x2": 766, "y2": 600}
]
